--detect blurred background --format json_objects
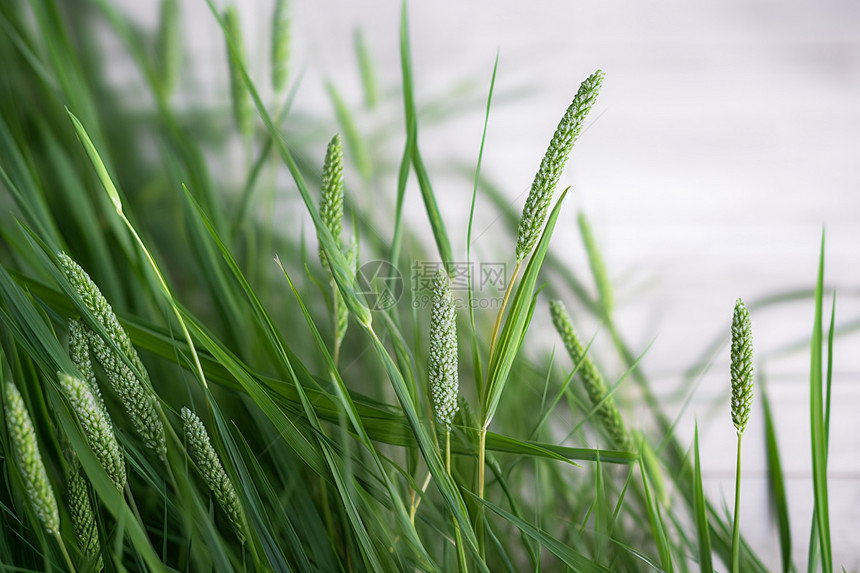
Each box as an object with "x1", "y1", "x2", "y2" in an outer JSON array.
[{"x1": 107, "y1": 0, "x2": 860, "y2": 568}]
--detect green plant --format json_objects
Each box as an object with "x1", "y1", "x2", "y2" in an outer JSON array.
[
  {"x1": 0, "y1": 1, "x2": 847, "y2": 570},
  {"x1": 730, "y1": 298, "x2": 754, "y2": 573}
]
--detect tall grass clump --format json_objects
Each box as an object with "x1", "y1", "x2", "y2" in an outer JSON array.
[{"x1": 0, "y1": 1, "x2": 849, "y2": 570}]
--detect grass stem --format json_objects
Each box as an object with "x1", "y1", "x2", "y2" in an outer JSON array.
[
  {"x1": 445, "y1": 430, "x2": 451, "y2": 473},
  {"x1": 408, "y1": 472, "x2": 433, "y2": 524},
  {"x1": 444, "y1": 430, "x2": 468, "y2": 572},
  {"x1": 333, "y1": 286, "x2": 342, "y2": 368},
  {"x1": 119, "y1": 211, "x2": 209, "y2": 391},
  {"x1": 477, "y1": 425, "x2": 487, "y2": 559},
  {"x1": 732, "y1": 432, "x2": 743, "y2": 573},
  {"x1": 53, "y1": 532, "x2": 76, "y2": 573},
  {"x1": 488, "y1": 262, "x2": 520, "y2": 357}
]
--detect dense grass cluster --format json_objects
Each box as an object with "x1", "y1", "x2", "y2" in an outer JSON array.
[{"x1": 0, "y1": 1, "x2": 843, "y2": 571}]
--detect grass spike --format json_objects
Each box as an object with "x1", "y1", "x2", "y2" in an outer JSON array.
[
  {"x1": 318, "y1": 133, "x2": 345, "y2": 268},
  {"x1": 57, "y1": 372, "x2": 126, "y2": 491},
  {"x1": 271, "y1": 0, "x2": 290, "y2": 93},
  {"x1": 59, "y1": 253, "x2": 147, "y2": 379},
  {"x1": 4, "y1": 381, "x2": 60, "y2": 535},
  {"x1": 223, "y1": 6, "x2": 252, "y2": 137},
  {"x1": 429, "y1": 269, "x2": 459, "y2": 431},
  {"x1": 515, "y1": 69, "x2": 604, "y2": 263},
  {"x1": 67, "y1": 457, "x2": 103, "y2": 569},
  {"x1": 550, "y1": 300, "x2": 630, "y2": 450},
  {"x1": 731, "y1": 299, "x2": 754, "y2": 434},
  {"x1": 68, "y1": 319, "x2": 107, "y2": 415},
  {"x1": 182, "y1": 407, "x2": 246, "y2": 543}
]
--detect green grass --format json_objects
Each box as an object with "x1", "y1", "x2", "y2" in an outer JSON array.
[{"x1": 0, "y1": 0, "x2": 848, "y2": 571}]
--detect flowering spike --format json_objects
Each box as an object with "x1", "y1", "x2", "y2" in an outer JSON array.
[
  {"x1": 319, "y1": 133, "x2": 345, "y2": 269},
  {"x1": 731, "y1": 299, "x2": 754, "y2": 434},
  {"x1": 182, "y1": 407, "x2": 245, "y2": 542},
  {"x1": 4, "y1": 382, "x2": 60, "y2": 534},
  {"x1": 68, "y1": 320, "x2": 107, "y2": 415},
  {"x1": 58, "y1": 372, "x2": 126, "y2": 491},
  {"x1": 67, "y1": 457, "x2": 102, "y2": 568},
  {"x1": 223, "y1": 6, "x2": 252, "y2": 137},
  {"x1": 271, "y1": 0, "x2": 290, "y2": 93},
  {"x1": 550, "y1": 300, "x2": 631, "y2": 450},
  {"x1": 429, "y1": 270, "x2": 459, "y2": 430},
  {"x1": 516, "y1": 70, "x2": 604, "y2": 263}
]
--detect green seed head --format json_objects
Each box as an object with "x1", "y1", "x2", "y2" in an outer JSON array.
[
  {"x1": 223, "y1": 6, "x2": 252, "y2": 137},
  {"x1": 58, "y1": 372, "x2": 126, "y2": 491},
  {"x1": 516, "y1": 70, "x2": 605, "y2": 263},
  {"x1": 730, "y1": 299, "x2": 754, "y2": 434},
  {"x1": 68, "y1": 320, "x2": 107, "y2": 416},
  {"x1": 58, "y1": 253, "x2": 166, "y2": 457},
  {"x1": 271, "y1": 0, "x2": 290, "y2": 93},
  {"x1": 4, "y1": 382, "x2": 60, "y2": 534},
  {"x1": 182, "y1": 407, "x2": 245, "y2": 543},
  {"x1": 86, "y1": 334, "x2": 165, "y2": 457},
  {"x1": 319, "y1": 133, "x2": 345, "y2": 269},
  {"x1": 66, "y1": 457, "x2": 102, "y2": 567},
  {"x1": 550, "y1": 300, "x2": 631, "y2": 450},
  {"x1": 429, "y1": 270, "x2": 459, "y2": 430},
  {"x1": 58, "y1": 253, "x2": 149, "y2": 381}
]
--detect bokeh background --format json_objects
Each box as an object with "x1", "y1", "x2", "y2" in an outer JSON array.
[{"x1": 109, "y1": 1, "x2": 860, "y2": 568}]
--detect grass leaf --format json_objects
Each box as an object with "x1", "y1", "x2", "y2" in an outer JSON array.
[{"x1": 809, "y1": 230, "x2": 832, "y2": 573}]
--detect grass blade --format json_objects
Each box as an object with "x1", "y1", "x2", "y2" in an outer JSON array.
[
  {"x1": 809, "y1": 230, "x2": 832, "y2": 573},
  {"x1": 639, "y1": 453, "x2": 674, "y2": 573},
  {"x1": 484, "y1": 187, "x2": 570, "y2": 427},
  {"x1": 396, "y1": 2, "x2": 453, "y2": 268},
  {"x1": 466, "y1": 52, "x2": 499, "y2": 400},
  {"x1": 761, "y1": 376, "x2": 791, "y2": 573},
  {"x1": 466, "y1": 491, "x2": 613, "y2": 573},
  {"x1": 692, "y1": 423, "x2": 713, "y2": 572}
]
